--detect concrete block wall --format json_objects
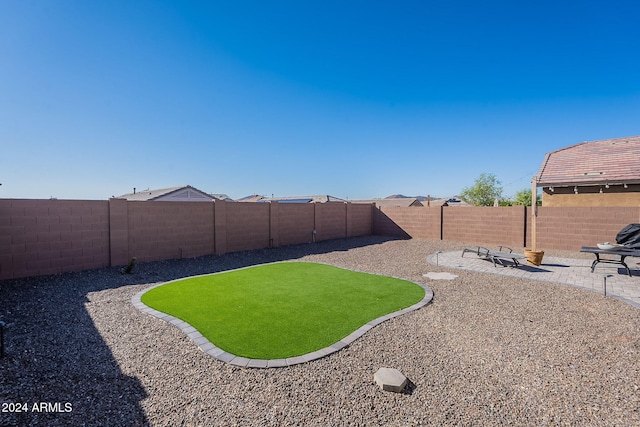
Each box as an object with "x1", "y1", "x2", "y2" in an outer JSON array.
[
  {"x1": 223, "y1": 202, "x2": 271, "y2": 253},
  {"x1": 4, "y1": 197, "x2": 640, "y2": 281},
  {"x1": 316, "y1": 202, "x2": 347, "y2": 241},
  {"x1": 0, "y1": 199, "x2": 110, "y2": 280},
  {"x1": 534, "y1": 207, "x2": 640, "y2": 251},
  {"x1": 443, "y1": 206, "x2": 526, "y2": 248},
  {"x1": 276, "y1": 203, "x2": 315, "y2": 246},
  {"x1": 375, "y1": 206, "x2": 440, "y2": 239},
  {"x1": 1, "y1": 198, "x2": 374, "y2": 280},
  {"x1": 109, "y1": 198, "x2": 129, "y2": 266},
  {"x1": 350, "y1": 203, "x2": 374, "y2": 237},
  {"x1": 373, "y1": 207, "x2": 411, "y2": 238},
  {"x1": 374, "y1": 204, "x2": 640, "y2": 251},
  {"x1": 126, "y1": 201, "x2": 215, "y2": 262}
]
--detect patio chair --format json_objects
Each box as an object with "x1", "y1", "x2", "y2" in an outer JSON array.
[{"x1": 462, "y1": 245, "x2": 526, "y2": 267}]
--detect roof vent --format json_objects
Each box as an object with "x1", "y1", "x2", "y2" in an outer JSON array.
[{"x1": 583, "y1": 172, "x2": 605, "y2": 176}]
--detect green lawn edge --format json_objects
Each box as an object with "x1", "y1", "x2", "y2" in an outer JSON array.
[{"x1": 140, "y1": 262, "x2": 425, "y2": 359}]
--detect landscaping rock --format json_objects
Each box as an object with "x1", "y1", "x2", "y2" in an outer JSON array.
[
  {"x1": 2, "y1": 236, "x2": 640, "y2": 426},
  {"x1": 374, "y1": 367, "x2": 408, "y2": 393}
]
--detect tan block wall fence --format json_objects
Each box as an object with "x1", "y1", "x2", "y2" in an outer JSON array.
[
  {"x1": 3, "y1": 198, "x2": 640, "y2": 280},
  {"x1": 534, "y1": 207, "x2": 640, "y2": 250},
  {"x1": 376, "y1": 205, "x2": 640, "y2": 251},
  {"x1": 1, "y1": 199, "x2": 112, "y2": 280},
  {"x1": 0, "y1": 199, "x2": 374, "y2": 280}
]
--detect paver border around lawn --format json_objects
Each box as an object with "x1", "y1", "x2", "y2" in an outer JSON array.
[{"x1": 131, "y1": 261, "x2": 434, "y2": 368}]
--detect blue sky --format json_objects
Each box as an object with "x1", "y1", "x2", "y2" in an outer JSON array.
[{"x1": 1, "y1": 1, "x2": 639, "y2": 201}]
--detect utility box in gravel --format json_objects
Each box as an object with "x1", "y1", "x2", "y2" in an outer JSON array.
[{"x1": 374, "y1": 367, "x2": 408, "y2": 393}]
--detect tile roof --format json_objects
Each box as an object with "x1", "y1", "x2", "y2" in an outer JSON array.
[{"x1": 537, "y1": 136, "x2": 640, "y2": 186}]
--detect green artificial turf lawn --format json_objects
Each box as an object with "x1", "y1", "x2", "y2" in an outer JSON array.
[{"x1": 141, "y1": 262, "x2": 425, "y2": 359}]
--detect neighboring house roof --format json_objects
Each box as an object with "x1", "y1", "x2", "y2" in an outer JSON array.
[
  {"x1": 264, "y1": 195, "x2": 346, "y2": 203},
  {"x1": 384, "y1": 194, "x2": 429, "y2": 202},
  {"x1": 236, "y1": 194, "x2": 266, "y2": 202},
  {"x1": 353, "y1": 198, "x2": 424, "y2": 207},
  {"x1": 429, "y1": 197, "x2": 470, "y2": 207},
  {"x1": 117, "y1": 185, "x2": 214, "y2": 202},
  {"x1": 238, "y1": 195, "x2": 346, "y2": 203},
  {"x1": 210, "y1": 193, "x2": 234, "y2": 202},
  {"x1": 537, "y1": 136, "x2": 640, "y2": 186}
]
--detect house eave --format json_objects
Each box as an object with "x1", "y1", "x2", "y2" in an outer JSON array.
[{"x1": 537, "y1": 179, "x2": 640, "y2": 188}]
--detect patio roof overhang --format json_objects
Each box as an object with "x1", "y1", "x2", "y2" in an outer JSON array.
[{"x1": 536, "y1": 178, "x2": 640, "y2": 188}]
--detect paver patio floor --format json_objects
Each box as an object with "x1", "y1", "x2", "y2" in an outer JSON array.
[{"x1": 428, "y1": 250, "x2": 640, "y2": 309}]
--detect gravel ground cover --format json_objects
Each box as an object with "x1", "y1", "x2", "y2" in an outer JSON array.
[{"x1": 1, "y1": 236, "x2": 640, "y2": 426}]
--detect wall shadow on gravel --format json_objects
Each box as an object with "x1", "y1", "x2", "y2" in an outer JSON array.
[
  {"x1": 0, "y1": 235, "x2": 399, "y2": 426},
  {"x1": 116, "y1": 235, "x2": 405, "y2": 284},
  {"x1": 0, "y1": 278, "x2": 149, "y2": 426}
]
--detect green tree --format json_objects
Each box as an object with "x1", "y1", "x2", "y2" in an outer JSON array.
[
  {"x1": 460, "y1": 173, "x2": 503, "y2": 206},
  {"x1": 512, "y1": 188, "x2": 541, "y2": 206}
]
